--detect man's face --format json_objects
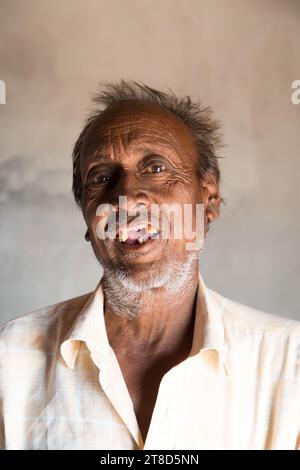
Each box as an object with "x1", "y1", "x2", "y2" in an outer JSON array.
[{"x1": 80, "y1": 101, "x2": 206, "y2": 287}]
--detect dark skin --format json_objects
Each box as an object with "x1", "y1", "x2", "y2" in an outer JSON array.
[{"x1": 80, "y1": 101, "x2": 221, "y2": 443}]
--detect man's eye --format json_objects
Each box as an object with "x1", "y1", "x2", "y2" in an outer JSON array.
[
  {"x1": 146, "y1": 164, "x2": 166, "y2": 174},
  {"x1": 89, "y1": 174, "x2": 110, "y2": 184}
]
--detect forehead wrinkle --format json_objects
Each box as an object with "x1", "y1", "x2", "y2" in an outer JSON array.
[
  {"x1": 90, "y1": 139, "x2": 184, "y2": 168},
  {"x1": 96, "y1": 108, "x2": 190, "y2": 142},
  {"x1": 126, "y1": 128, "x2": 178, "y2": 147},
  {"x1": 82, "y1": 107, "x2": 198, "y2": 170},
  {"x1": 87, "y1": 128, "x2": 177, "y2": 154},
  {"x1": 90, "y1": 126, "x2": 185, "y2": 159}
]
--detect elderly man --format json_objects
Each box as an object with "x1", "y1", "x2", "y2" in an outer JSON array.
[{"x1": 1, "y1": 81, "x2": 300, "y2": 450}]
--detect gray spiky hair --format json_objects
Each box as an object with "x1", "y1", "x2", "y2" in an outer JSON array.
[{"x1": 72, "y1": 80, "x2": 223, "y2": 208}]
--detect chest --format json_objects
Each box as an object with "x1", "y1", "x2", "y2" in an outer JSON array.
[
  {"x1": 9, "y1": 368, "x2": 296, "y2": 450},
  {"x1": 116, "y1": 356, "x2": 168, "y2": 443}
]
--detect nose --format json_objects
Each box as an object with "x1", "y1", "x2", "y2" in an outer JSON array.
[
  {"x1": 109, "y1": 168, "x2": 151, "y2": 212},
  {"x1": 124, "y1": 191, "x2": 150, "y2": 211}
]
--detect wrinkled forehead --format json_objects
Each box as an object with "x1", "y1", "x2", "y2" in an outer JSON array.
[{"x1": 81, "y1": 101, "x2": 197, "y2": 159}]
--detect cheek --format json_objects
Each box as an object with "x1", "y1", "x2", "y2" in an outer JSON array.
[
  {"x1": 81, "y1": 185, "x2": 105, "y2": 212},
  {"x1": 159, "y1": 180, "x2": 202, "y2": 245},
  {"x1": 82, "y1": 202, "x2": 106, "y2": 245},
  {"x1": 82, "y1": 183, "x2": 114, "y2": 225},
  {"x1": 162, "y1": 178, "x2": 199, "y2": 205},
  {"x1": 82, "y1": 201, "x2": 96, "y2": 229}
]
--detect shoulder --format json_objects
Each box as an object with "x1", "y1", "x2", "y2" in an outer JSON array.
[
  {"x1": 0, "y1": 291, "x2": 92, "y2": 362},
  {"x1": 206, "y1": 287, "x2": 300, "y2": 380},
  {"x1": 206, "y1": 286, "x2": 300, "y2": 338}
]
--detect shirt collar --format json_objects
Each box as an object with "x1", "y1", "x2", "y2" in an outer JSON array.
[
  {"x1": 60, "y1": 272, "x2": 230, "y2": 377},
  {"x1": 60, "y1": 277, "x2": 113, "y2": 370},
  {"x1": 188, "y1": 273, "x2": 230, "y2": 377}
]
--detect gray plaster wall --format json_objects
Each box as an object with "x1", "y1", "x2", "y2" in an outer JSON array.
[{"x1": 0, "y1": 0, "x2": 299, "y2": 324}]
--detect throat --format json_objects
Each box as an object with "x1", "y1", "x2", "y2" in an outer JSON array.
[{"x1": 104, "y1": 287, "x2": 198, "y2": 363}]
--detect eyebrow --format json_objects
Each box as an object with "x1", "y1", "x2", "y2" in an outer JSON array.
[{"x1": 85, "y1": 146, "x2": 180, "y2": 178}]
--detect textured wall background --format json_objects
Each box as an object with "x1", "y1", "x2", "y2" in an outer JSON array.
[{"x1": 0, "y1": 0, "x2": 299, "y2": 324}]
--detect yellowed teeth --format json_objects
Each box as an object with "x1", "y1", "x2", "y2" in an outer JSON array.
[
  {"x1": 117, "y1": 223, "x2": 158, "y2": 243},
  {"x1": 118, "y1": 229, "x2": 128, "y2": 242},
  {"x1": 145, "y1": 224, "x2": 158, "y2": 235}
]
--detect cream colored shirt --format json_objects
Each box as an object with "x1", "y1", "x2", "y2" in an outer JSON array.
[{"x1": 0, "y1": 272, "x2": 300, "y2": 450}]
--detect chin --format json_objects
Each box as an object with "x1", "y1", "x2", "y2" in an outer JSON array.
[
  {"x1": 124, "y1": 267, "x2": 171, "y2": 291},
  {"x1": 102, "y1": 256, "x2": 176, "y2": 293}
]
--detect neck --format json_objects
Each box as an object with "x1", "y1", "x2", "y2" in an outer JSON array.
[{"x1": 102, "y1": 255, "x2": 200, "y2": 358}]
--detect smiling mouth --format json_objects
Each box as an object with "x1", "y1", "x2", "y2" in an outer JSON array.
[{"x1": 116, "y1": 223, "x2": 159, "y2": 247}]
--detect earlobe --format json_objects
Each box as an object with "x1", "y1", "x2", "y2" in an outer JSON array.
[
  {"x1": 84, "y1": 229, "x2": 90, "y2": 241},
  {"x1": 207, "y1": 195, "x2": 221, "y2": 222}
]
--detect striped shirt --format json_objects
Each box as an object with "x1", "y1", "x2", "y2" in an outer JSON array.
[{"x1": 0, "y1": 272, "x2": 300, "y2": 449}]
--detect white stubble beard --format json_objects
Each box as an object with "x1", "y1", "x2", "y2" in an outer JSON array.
[{"x1": 101, "y1": 250, "x2": 200, "y2": 318}]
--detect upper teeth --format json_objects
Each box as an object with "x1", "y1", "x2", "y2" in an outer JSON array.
[
  {"x1": 145, "y1": 224, "x2": 158, "y2": 235},
  {"x1": 118, "y1": 223, "x2": 158, "y2": 243},
  {"x1": 118, "y1": 230, "x2": 129, "y2": 242}
]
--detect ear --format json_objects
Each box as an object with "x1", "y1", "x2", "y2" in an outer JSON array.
[
  {"x1": 84, "y1": 228, "x2": 91, "y2": 241},
  {"x1": 201, "y1": 171, "x2": 221, "y2": 225}
]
